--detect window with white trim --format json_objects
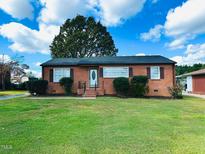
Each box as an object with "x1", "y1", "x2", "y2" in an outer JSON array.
[
  {"x1": 53, "y1": 68, "x2": 70, "y2": 82},
  {"x1": 150, "y1": 66, "x2": 160, "y2": 79},
  {"x1": 103, "y1": 67, "x2": 129, "y2": 78}
]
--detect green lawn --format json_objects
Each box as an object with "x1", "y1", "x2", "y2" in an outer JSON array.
[
  {"x1": 0, "y1": 90, "x2": 27, "y2": 96},
  {"x1": 1, "y1": 96, "x2": 205, "y2": 153}
]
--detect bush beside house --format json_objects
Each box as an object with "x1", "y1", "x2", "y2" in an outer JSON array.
[
  {"x1": 113, "y1": 76, "x2": 149, "y2": 98},
  {"x1": 113, "y1": 77, "x2": 129, "y2": 97},
  {"x1": 130, "y1": 76, "x2": 149, "y2": 97},
  {"x1": 27, "y1": 80, "x2": 48, "y2": 95},
  {"x1": 59, "y1": 77, "x2": 73, "y2": 95},
  {"x1": 168, "y1": 84, "x2": 183, "y2": 99}
]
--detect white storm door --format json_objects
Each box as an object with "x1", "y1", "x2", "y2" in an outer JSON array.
[
  {"x1": 89, "y1": 69, "x2": 98, "y2": 87},
  {"x1": 187, "y1": 76, "x2": 192, "y2": 92}
]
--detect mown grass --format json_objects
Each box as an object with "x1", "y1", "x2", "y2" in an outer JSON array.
[
  {"x1": 0, "y1": 90, "x2": 27, "y2": 96},
  {"x1": 1, "y1": 96, "x2": 205, "y2": 153}
]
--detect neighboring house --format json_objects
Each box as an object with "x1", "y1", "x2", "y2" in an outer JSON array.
[
  {"x1": 21, "y1": 76, "x2": 29, "y2": 83},
  {"x1": 41, "y1": 55, "x2": 176, "y2": 97},
  {"x1": 177, "y1": 69, "x2": 205, "y2": 94}
]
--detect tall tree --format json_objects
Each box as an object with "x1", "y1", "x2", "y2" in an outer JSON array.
[
  {"x1": 50, "y1": 15, "x2": 118, "y2": 58},
  {"x1": 0, "y1": 55, "x2": 29, "y2": 90}
]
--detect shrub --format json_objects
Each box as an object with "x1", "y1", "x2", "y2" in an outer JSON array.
[
  {"x1": 59, "y1": 77, "x2": 73, "y2": 95},
  {"x1": 5, "y1": 79, "x2": 11, "y2": 90},
  {"x1": 130, "y1": 76, "x2": 149, "y2": 97},
  {"x1": 113, "y1": 77, "x2": 129, "y2": 97},
  {"x1": 6, "y1": 82, "x2": 29, "y2": 90},
  {"x1": 7, "y1": 82, "x2": 28, "y2": 90},
  {"x1": 17, "y1": 82, "x2": 28, "y2": 90},
  {"x1": 7, "y1": 83, "x2": 16, "y2": 90},
  {"x1": 168, "y1": 84, "x2": 183, "y2": 99},
  {"x1": 27, "y1": 80, "x2": 48, "y2": 95}
]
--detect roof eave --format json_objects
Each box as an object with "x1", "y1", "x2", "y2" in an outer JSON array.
[{"x1": 41, "y1": 62, "x2": 175, "y2": 67}]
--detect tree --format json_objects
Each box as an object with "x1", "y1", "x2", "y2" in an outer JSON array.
[
  {"x1": 176, "y1": 64, "x2": 205, "y2": 76},
  {"x1": 50, "y1": 15, "x2": 118, "y2": 58},
  {"x1": 0, "y1": 55, "x2": 29, "y2": 90}
]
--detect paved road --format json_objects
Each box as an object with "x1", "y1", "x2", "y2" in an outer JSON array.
[{"x1": 0, "y1": 93, "x2": 29, "y2": 100}]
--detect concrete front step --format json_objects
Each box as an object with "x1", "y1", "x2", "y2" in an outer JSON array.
[{"x1": 83, "y1": 90, "x2": 97, "y2": 97}]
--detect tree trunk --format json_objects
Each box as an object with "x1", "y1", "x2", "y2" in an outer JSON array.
[{"x1": 1, "y1": 74, "x2": 5, "y2": 90}]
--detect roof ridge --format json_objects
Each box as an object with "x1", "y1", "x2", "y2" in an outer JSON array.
[
  {"x1": 52, "y1": 55, "x2": 163, "y2": 59},
  {"x1": 41, "y1": 55, "x2": 176, "y2": 66}
]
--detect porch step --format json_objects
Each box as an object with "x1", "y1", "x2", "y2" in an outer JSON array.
[{"x1": 83, "y1": 90, "x2": 97, "y2": 97}]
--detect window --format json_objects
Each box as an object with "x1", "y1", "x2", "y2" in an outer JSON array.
[
  {"x1": 53, "y1": 68, "x2": 70, "y2": 82},
  {"x1": 150, "y1": 66, "x2": 160, "y2": 79},
  {"x1": 103, "y1": 67, "x2": 129, "y2": 78}
]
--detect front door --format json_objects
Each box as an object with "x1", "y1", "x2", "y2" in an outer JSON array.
[{"x1": 89, "y1": 69, "x2": 98, "y2": 87}]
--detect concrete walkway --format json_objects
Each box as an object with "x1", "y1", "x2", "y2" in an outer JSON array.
[
  {"x1": 183, "y1": 92, "x2": 205, "y2": 99},
  {"x1": 26, "y1": 96, "x2": 96, "y2": 100},
  {"x1": 0, "y1": 93, "x2": 29, "y2": 100}
]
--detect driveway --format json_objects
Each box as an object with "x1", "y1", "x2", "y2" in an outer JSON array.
[
  {"x1": 0, "y1": 93, "x2": 29, "y2": 100},
  {"x1": 183, "y1": 92, "x2": 205, "y2": 99}
]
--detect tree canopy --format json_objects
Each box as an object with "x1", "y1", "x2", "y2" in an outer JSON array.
[
  {"x1": 50, "y1": 15, "x2": 118, "y2": 58},
  {"x1": 176, "y1": 64, "x2": 205, "y2": 76}
]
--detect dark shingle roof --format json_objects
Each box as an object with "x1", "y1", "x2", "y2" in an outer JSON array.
[{"x1": 41, "y1": 55, "x2": 176, "y2": 66}]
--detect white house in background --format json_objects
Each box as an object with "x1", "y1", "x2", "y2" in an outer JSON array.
[
  {"x1": 11, "y1": 74, "x2": 29, "y2": 84},
  {"x1": 177, "y1": 69, "x2": 205, "y2": 94},
  {"x1": 21, "y1": 76, "x2": 29, "y2": 83}
]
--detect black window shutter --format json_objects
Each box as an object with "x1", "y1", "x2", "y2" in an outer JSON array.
[
  {"x1": 99, "y1": 68, "x2": 103, "y2": 77},
  {"x1": 129, "y1": 67, "x2": 133, "y2": 77},
  {"x1": 70, "y1": 68, "x2": 74, "y2": 79},
  {"x1": 49, "y1": 69, "x2": 53, "y2": 82},
  {"x1": 160, "y1": 67, "x2": 164, "y2": 79},
  {"x1": 147, "y1": 67, "x2": 150, "y2": 79}
]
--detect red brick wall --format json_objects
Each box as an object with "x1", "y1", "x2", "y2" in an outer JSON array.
[
  {"x1": 98, "y1": 65, "x2": 175, "y2": 96},
  {"x1": 192, "y1": 75, "x2": 205, "y2": 94},
  {"x1": 43, "y1": 66, "x2": 89, "y2": 94},
  {"x1": 43, "y1": 64, "x2": 175, "y2": 97},
  {"x1": 146, "y1": 65, "x2": 174, "y2": 96}
]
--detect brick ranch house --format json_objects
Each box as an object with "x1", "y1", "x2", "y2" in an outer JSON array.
[{"x1": 41, "y1": 55, "x2": 176, "y2": 97}]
